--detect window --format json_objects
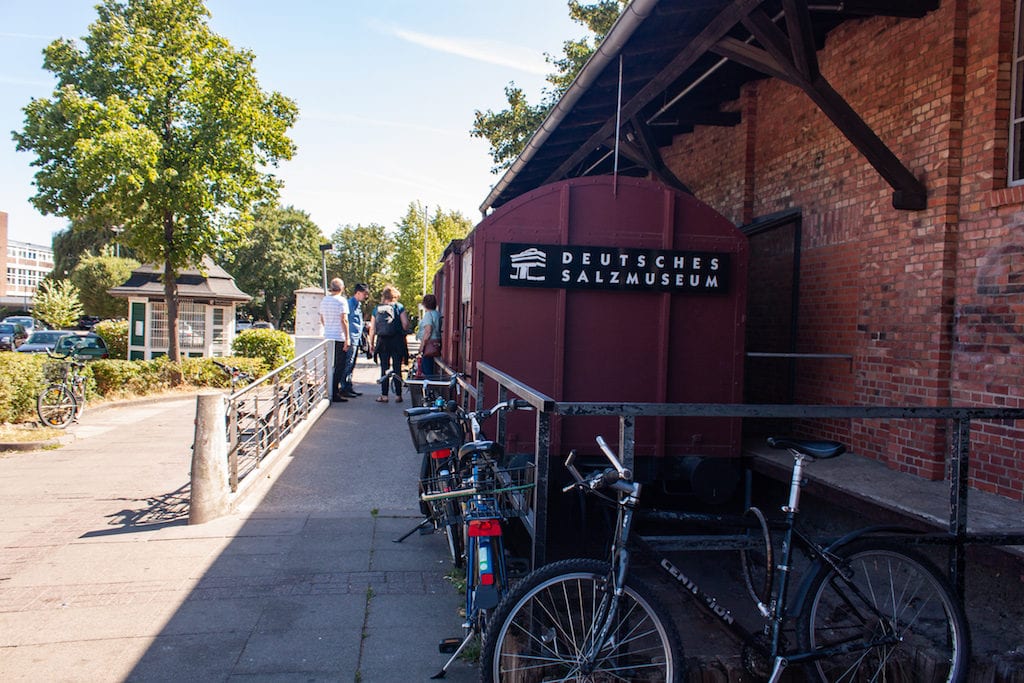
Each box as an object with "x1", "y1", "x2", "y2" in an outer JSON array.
[
  {"x1": 1011, "y1": 0, "x2": 1024, "y2": 184},
  {"x1": 149, "y1": 302, "x2": 207, "y2": 349}
]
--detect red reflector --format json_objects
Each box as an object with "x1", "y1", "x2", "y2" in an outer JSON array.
[
  {"x1": 431, "y1": 448, "x2": 452, "y2": 460},
  {"x1": 480, "y1": 573, "x2": 495, "y2": 586},
  {"x1": 468, "y1": 519, "x2": 502, "y2": 537}
]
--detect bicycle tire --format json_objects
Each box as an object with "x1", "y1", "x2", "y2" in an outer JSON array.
[
  {"x1": 444, "y1": 506, "x2": 465, "y2": 568},
  {"x1": 37, "y1": 384, "x2": 77, "y2": 429},
  {"x1": 480, "y1": 558, "x2": 684, "y2": 683},
  {"x1": 740, "y1": 506, "x2": 773, "y2": 606},
  {"x1": 797, "y1": 539, "x2": 969, "y2": 683}
]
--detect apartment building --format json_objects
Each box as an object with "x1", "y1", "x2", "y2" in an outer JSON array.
[{"x1": 0, "y1": 211, "x2": 55, "y2": 311}]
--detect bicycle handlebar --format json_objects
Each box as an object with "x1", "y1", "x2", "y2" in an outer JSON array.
[
  {"x1": 563, "y1": 436, "x2": 635, "y2": 494},
  {"x1": 212, "y1": 359, "x2": 254, "y2": 383}
]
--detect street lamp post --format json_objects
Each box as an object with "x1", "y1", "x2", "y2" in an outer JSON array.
[
  {"x1": 111, "y1": 225, "x2": 124, "y2": 258},
  {"x1": 319, "y1": 243, "x2": 334, "y2": 293}
]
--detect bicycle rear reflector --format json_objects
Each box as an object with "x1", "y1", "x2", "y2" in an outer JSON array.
[
  {"x1": 468, "y1": 519, "x2": 502, "y2": 537},
  {"x1": 430, "y1": 448, "x2": 452, "y2": 460}
]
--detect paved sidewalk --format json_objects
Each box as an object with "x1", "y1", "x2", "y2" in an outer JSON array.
[{"x1": 0, "y1": 356, "x2": 476, "y2": 682}]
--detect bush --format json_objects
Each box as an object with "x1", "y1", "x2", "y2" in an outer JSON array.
[
  {"x1": 179, "y1": 356, "x2": 266, "y2": 388},
  {"x1": 232, "y1": 329, "x2": 294, "y2": 370},
  {"x1": 0, "y1": 353, "x2": 49, "y2": 423},
  {"x1": 0, "y1": 354, "x2": 277, "y2": 425},
  {"x1": 93, "y1": 319, "x2": 129, "y2": 360}
]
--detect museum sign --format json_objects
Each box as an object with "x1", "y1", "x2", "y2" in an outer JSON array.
[{"x1": 498, "y1": 242, "x2": 730, "y2": 294}]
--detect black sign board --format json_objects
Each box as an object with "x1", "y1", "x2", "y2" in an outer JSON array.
[{"x1": 498, "y1": 242, "x2": 730, "y2": 294}]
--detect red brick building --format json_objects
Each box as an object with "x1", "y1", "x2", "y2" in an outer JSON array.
[{"x1": 481, "y1": 0, "x2": 1024, "y2": 501}]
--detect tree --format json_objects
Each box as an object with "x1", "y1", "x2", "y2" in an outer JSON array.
[
  {"x1": 33, "y1": 279, "x2": 84, "y2": 329},
  {"x1": 69, "y1": 249, "x2": 140, "y2": 318},
  {"x1": 392, "y1": 203, "x2": 472, "y2": 307},
  {"x1": 13, "y1": 0, "x2": 297, "y2": 361},
  {"x1": 222, "y1": 205, "x2": 322, "y2": 329},
  {"x1": 327, "y1": 223, "x2": 397, "y2": 299},
  {"x1": 471, "y1": 1, "x2": 625, "y2": 171}
]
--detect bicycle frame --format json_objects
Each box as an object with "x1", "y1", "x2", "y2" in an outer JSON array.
[{"x1": 636, "y1": 451, "x2": 926, "y2": 681}]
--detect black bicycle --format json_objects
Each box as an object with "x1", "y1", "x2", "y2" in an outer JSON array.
[
  {"x1": 481, "y1": 435, "x2": 969, "y2": 682},
  {"x1": 37, "y1": 347, "x2": 88, "y2": 428}
]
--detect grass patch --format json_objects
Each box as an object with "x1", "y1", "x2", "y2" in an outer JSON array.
[{"x1": 0, "y1": 423, "x2": 62, "y2": 443}]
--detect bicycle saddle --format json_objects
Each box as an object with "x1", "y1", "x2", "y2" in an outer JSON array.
[{"x1": 766, "y1": 437, "x2": 846, "y2": 459}]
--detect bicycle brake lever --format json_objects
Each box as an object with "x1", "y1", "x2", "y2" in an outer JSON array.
[
  {"x1": 595, "y1": 436, "x2": 631, "y2": 480},
  {"x1": 562, "y1": 450, "x2": 584, "y2": 492}
]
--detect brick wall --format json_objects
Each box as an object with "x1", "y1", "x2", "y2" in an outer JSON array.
[{"x1": 662, "y1": 0, "x2": 1024, "y2": 500}]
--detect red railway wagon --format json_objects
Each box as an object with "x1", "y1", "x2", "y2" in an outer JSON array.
[{"x1": 436, "y1": 176, "x2": 748, "y2": 499}]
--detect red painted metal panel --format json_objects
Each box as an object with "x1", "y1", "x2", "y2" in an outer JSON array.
[{"x1": 442, "y1": 176, "x2": 748, "y2": 461}]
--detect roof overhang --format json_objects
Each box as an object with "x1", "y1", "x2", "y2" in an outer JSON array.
[{"x1": 480, "y1": 0, "x2": 938, "y2": 215}]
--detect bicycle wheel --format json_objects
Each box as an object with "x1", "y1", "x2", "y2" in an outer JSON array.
[
  {"x1": 480, "y1": 558, "x2": 684, "y2": 683},
  {"x1": 797, "y1": 539, "x2": 969, "y2": 683},
  {"x1": 37, "y1": 384, "x2": 77, "y2": 428}
]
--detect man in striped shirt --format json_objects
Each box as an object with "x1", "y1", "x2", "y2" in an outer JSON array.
[{"x1": 319, "y1": 278, "x2": 351, "y2": 402}]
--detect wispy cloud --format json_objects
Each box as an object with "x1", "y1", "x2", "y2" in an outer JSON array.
[{"x1": 376, "y1": 22, "x2": 549, "y2": 76}]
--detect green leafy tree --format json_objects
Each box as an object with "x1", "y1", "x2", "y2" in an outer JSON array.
[
  {"x1": 328, "y1": 223, "x2": 397, "y2": 299},
  {"x1": 222, "y1": 205, "x2": 322, "y2": 329},
  {"x1": 471, "y1": 0, "x2": 625, "y2": 171},
  {"x1": 69, "y1": 250, "x2": 140, "y2": 318},
  {"x1": 392, "y1": 203, "x2": 472, "y2": 306},
  {"x1": 13, "y1": 0, "x2": 298, "y2": 361},
  {"x1": 33, "y1": 278, "x2": 84, "y2": 329}
]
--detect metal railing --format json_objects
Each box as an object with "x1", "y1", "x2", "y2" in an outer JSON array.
[
  {"x1": 225, "y1": 341, "x2": 330, "y2": 490},
  {"x1": 473, "y1": 361, "x2": 1024, "y2": 592}
]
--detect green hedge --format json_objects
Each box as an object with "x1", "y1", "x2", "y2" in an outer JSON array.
[
  {"x1": 232, "y1": 329, "x2": 294, "y2": 370},
  {"x1": 0, "y1": 354, "x2": 270, "y2": 424},
  {"x1": 93, "y1": 319, "x2": 129, "y2": 360}
]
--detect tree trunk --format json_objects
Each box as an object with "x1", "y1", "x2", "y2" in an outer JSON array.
[{"x1": 163, "y1": 211, "x2": 180, "y2": 363}]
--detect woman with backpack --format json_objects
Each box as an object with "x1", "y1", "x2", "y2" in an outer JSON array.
[{"x1": 370, "y1": 284, "x2": 410, "y2": 403}]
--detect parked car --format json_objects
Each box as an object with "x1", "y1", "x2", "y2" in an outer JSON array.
[
  {"x1": 14, "y1": 330, "x2": 70, "y2": 354},
  {"x1": 252, "y1": 321, "x2": 275, "y2": 330},
  {"x1": 0, "y1": 322, "x2": 29, "y2": 351},
  {"x1": 53, "y1": 332, "x2": 110, "y2": 359},
  {"x1": 2, "y1": 316, "x2": 46, "y2": 334},
  {"x1": 235, "y1": 319, "x2": 253, "y2": 332}
]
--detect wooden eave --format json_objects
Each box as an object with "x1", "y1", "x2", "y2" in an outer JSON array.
[{"x1": 482, "y1": 0, "x2": 939, "y2": 214}]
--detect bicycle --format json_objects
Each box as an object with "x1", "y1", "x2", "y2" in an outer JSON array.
[
  {"x1": 37, "y1": 347, "x2": 88, "y2": 428},
  {"x1": 481, "y1": 435, "x2": 970, "y2": 682},
  {"x1": 414, "y1": 398, "x2": 535, "y2": 679}
]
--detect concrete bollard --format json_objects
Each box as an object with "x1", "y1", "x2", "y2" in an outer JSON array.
[{"x1": 189, "y1": 391, "x2": 230, "y2": 524}]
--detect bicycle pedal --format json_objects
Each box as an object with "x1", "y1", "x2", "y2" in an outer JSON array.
[{"x1": 438, "y1": 637, "x2": 462, "y2": 654}]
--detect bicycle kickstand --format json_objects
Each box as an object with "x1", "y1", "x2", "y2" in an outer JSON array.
[
  {"x1": 432, "y1": 630, "x2": 474, "y2": 679},
  {"x1": 767, "y1": 656, "x2": 788, "y2": 683},
  {"x1": 392, "y1": 517, "x2": 433, "y2": 543}
]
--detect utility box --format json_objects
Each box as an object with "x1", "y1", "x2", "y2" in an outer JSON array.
[{"x1": 439, "y1": 177, "x2": 748, "y2": 487}]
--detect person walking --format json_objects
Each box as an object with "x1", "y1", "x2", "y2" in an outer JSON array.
[
  {"x1": 369, "y1": 284, "x2": 410, "y2": 403},
  {"x1": 319, "y1": 277, "x2": 351, "y2": 403},
  {"x1": 417, "y1": 293, "x2": 442, "y2": 378},
  {"x1": 340, "y1": 283, "x2": 369, "y2": 398}
]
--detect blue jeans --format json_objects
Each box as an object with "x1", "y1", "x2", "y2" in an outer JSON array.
[
  {"x1": 341, "y1": 340, "x2": 359, "y2": 392},
  {"x1": 420, "y1": 354, "x2": 436, "y2": 378}
]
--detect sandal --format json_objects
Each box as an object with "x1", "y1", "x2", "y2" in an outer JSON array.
[
  {"x1": 394, "y1": 396, "x2": 403, "y2": 403},
  {"x1": 376, "y1": 396, "x2": 389, "y2": 403}
]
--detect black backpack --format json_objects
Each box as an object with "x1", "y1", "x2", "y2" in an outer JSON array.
[{"x1": 374, "y1": 303, "x2": 402, "y2": 337}]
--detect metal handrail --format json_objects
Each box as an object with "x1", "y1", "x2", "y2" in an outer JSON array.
[
  {"x1": 225, "y1": 341, "x2": 330, "y2": 490},
  {"x1": 473, "y1": 361, "x2": 1024, "y2": 590}
]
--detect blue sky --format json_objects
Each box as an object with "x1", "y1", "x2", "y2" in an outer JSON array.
[{"x1": 1, "y1": 1, "x2": 583, "y2": 245}]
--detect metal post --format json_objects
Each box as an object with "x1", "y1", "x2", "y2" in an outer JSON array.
[
  {"x1": 949, "y1": 417, "x2": 971, "y2": 601},
  {"x1": 319, "y1": 242, "x2": 333, "y2": 293}
]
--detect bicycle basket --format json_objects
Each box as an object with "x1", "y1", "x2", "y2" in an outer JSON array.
[
  {"x1": 43, "y1": 361, "x2": 69, "y2": 383},
  {"x1": 407, "y1": 411, "x2": 465, "y2": 455},
  {"x1": 419, "y1": 462, "x2": 536, "y2": 521}
]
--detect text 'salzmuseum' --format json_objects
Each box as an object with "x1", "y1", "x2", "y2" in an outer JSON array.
[{"x1": 499, "y1": 242, "x2": 730, "y2": 293}]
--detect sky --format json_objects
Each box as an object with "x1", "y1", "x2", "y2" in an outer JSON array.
[{"x1": 0, "y1": 1, "x2": 584, "y2": 246}]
